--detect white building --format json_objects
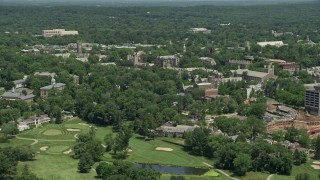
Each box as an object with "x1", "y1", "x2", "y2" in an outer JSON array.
[
  {"x1": 43, "y1": 29, "x2": 78, "y2": 37},
  {"x1": 257, "y1": 41, "x2": 285, "y2": 47}
]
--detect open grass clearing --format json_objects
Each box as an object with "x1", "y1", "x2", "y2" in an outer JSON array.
[
  {"x1": 271, "y1": 160, "x2": 320, "y2": 180},
  {"x1": 18, "y1": 154, "x2": 96, "y2": 180},
  {"x1": 43, "y1": 129, "x2": 63, "y2": 136}
]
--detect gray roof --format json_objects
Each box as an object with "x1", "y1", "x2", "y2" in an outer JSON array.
[
  {"x1": 13, "y1": 79, "x2": 26, "y2": 85},
  {"x1": 40, "y1": 83, "x2": 66, "y2": 90},
  {"x1": 157, "y1": 125, "x2": 196, "y2": 133},
  {"x1": 1, "y1": 88, "x2": 34, "y2": 99},
  {"x1": 231, "y1": 69, "x2": 269, "y2": 78},
  {"x1": 34, "y1": 72, "x2": 56, "y2": 77}
]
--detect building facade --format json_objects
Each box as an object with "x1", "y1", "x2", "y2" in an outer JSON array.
[
  {"x1": 43, "y1": 29, "x2": 79, "y2": 37},
  {"x1": 157, "y1": 55, "x2": 180, "y2": 68},
  {"x1": 305, "y1": 85, "x2": 320, "y2": 115}
]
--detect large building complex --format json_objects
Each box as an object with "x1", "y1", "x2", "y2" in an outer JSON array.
[
  {"x1": 305, "y1": 85, "x2": 320, "y2": 115},
  {"x1": 43, "y1": 29, "x2": 79, "y2": 37},
  {"x1": 157, "y1": 55, "x2": 180, "y2": 68}
]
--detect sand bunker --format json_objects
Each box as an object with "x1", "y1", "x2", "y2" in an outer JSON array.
[
  {"x1": 311, "y1": 165, "x2": 320, "y2": 170},
  {"x1": 127, "y1": 148, "x2": 133, "y2": 152},
  {"x1": 67, "y1": 128, "x2": 80, "y2": 132},
  {"x1": 63, "y1": 149, "x2": 73, "y2": 155},
  {"x1": 40, "y1": 146, "x2": 48, "y2": 151},
  {"x1": 313, "y1": 161, "x2": 320, "y2": 165},
  {"x1": 155, "y1": 147, "x2": 173, "y2": 152}
]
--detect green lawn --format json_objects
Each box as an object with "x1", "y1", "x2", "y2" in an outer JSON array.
[
  {"x1": 125, "y1": 135, "x2": 212, "y2": 167},
  {"x1": 271, "y1": 160, "x2": 320, "y2": 180},
  {"x1": 18, "y1": 154, "x2": 96, "y2": 180}
]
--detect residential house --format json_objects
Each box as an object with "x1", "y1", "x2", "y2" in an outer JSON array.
[{"x1": 156, "y1": 125, "x2": 197, "y2": 137}]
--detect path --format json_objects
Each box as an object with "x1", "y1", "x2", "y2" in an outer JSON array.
[
  {"x1": 267, "y1": 174, "x2": 274, "y2": 180},
  {"x1": 16, "y1": 136, "x2": 76, "y2": 142},
  {"x1": 30, "y1": 139, "x2": 39, "y2": 145},
  {"x1": 203, "y1": 162, "x2": 239, "y2": 180}
]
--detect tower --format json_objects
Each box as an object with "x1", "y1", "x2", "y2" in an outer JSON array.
[
  {"x1": 77, "y1": 41, "x2": 83, "y2": 58},
  {"x1": 244, "y1": 41, "x2": 251, "y2": 51}
]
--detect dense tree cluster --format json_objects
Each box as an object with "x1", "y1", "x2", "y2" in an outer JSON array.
[
  {"x1": 0, "y1": 146, "x2": 37, "y2": 179},
  {"x1": 96, "y1": 161, "x2": 161, "y2": 180}
]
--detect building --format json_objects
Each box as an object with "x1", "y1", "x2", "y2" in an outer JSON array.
[
  {"x1": 13, "y1": 78, "x2": 26, "y2": 88},
  {"x1": 257, "y1": 41, "x2": 285, "y2": 47},
  {"x1": 76, "y1": 41, "x2": 84, "y2": 58},
  {"x1": 40, "y1": 78, "x2": 66, "y2": 99},
  {"x1": 127, "y1": 51, "x2": 145, "y2": 65},
  {"x1": 1, "y1": 88, "x2": 35, "y2": 103},
  {"x1": 34, "y1": 72, "x2": 56, "y2": 78},
  {"x1": 43, "y1": 29, "x2": 79, "y2": 37},
  {"x1": 199, "y1": 57, "x2": 216, "y2": 65},
  {"x1": 156, "y1": 125, "x2": 197, "y2": 137},
  {"x1": 280, "y1": 62, "x2": 300, "y2": 74},
  {"x1": 190, "y1": 28, "x2": 211, "y2": 33},
  {"x1": 305, "y1": 85, "x2": 320, "y2": 115},
  {"x1": 72, "y1": 75, "x2": 80, "y2": 85},
  {"x1": 18, "y1": 115, "x2": 51, "y2": 131},
  {"x1": 157, "y1": 55, "x2": 180, "y2": 68},
  {"x1": 230, "y1": 65, "x2": 275, "y2": 82}
]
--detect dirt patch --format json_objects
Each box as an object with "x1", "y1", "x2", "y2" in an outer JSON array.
[
  {"x1": 67, "y1": 128, "x2": 80, "y2": 132},
  {"x1": 155, "y1": 147, "x2": 173, "y2": 152},
  {"x1": 311, "y1": 165, "x2": 320, "y2": 170},
  {"x1": 63, "y1": 149, "x2": 72, "y2": 155},
  {"x1": 40, "y1": 146, "x2": 48, "y2": 151}
]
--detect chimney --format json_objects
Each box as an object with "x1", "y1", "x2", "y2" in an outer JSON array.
[{"x1": 12, "y1": 87, "x2": 15, "y2": 93}]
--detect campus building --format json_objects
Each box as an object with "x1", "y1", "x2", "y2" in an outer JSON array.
[
  {"x1": 157, "y1": 55, "x2": 180, "y2": 68},
  {"x1": 43, "y1": 29, "x2": 79, "y2": 37},
  {"x1": 40, "y1": 77, "x2": 66, "y2": 99},
  {"x1": 280, "y1": 62, "x2": 300, "y2": 74},
  {"x1": 230, "y1": 64, "x2": 275, "y2": 82},
  {"x1": 1, "y1": 88, "x2": 35, "y2": 103}
]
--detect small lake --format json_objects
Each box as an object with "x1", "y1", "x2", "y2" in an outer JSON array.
[{"x1": 134, "y1": 163, "x2": 209, "y2": 175}]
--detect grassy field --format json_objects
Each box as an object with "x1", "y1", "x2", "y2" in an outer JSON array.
[
  {"x1": 0, "y1": 118, "x2": 232, "y2": 180},
  {"x1": 271, "y1": 160, "x2": 320, "y2": 180},
  {"x1": 6, "y1": 118, "x2": 310, "y2": 180}
]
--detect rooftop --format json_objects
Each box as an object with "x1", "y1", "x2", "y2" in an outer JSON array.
[{"x1": 40, "y1": 83, "x2": 66, "y2": 90}]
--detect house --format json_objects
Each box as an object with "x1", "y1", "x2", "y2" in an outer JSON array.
[
  {"x1": 13, "y1": 78, "x2": 26, "y2": 88},
  {"x1": 40, "y1": 77, "x2": 66, "y2": 99},
  {"x1": 257, "y1": 41, "x2": 285, "y2": 47},
  {"x1": 199, "y1": 57, "x2": 216, "y2": 65},
  {"x1": 280, "y1": 62, "x2": 300, "y2": 74},
  {"x1": 1, "y1": 88, "x2": 35, "y2": 103},
  {"x1": 156, "y1": 125, "x2": 197, "y2": 137},
  {"x1": 18, "y1": 115, "x2": 51, "y2": 131},
  {"x1": 157, "y1": 55, "x2": 180, "y2": 68}
]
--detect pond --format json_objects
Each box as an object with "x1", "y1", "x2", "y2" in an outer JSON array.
[{"x1": 134, "y1": 163, "x2": 209, "y2": 175}]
